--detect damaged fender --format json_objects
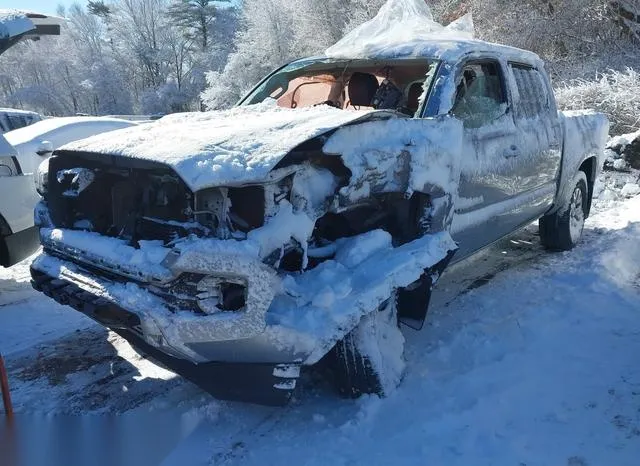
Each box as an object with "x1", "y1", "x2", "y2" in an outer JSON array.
[{"x1": 323, "y1": 115, "x2": 463, "y2": 231}]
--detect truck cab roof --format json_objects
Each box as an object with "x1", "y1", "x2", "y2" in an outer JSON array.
[{"x1": 316, "y1": 38, "x2": 543, "y2": 68}]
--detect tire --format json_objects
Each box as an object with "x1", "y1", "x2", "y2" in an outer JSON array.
[
  {"x1": 326, "y1": 292, "x2": 405, "y2": 398},
  {"x1": 539, "y1": 171, "x2": 589, "y2": 251}
]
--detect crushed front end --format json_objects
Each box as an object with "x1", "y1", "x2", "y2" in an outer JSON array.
[
  {"x1": 31, "y1": 113, "x2": 459, "y2": 406},
  {"x1": 32, "y1": 151, "x2": 307, "y2": 405}
]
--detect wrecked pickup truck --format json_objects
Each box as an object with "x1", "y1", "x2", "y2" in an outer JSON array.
[{"x1": 30, "y1": 38, "x2": 609, "y2": 405}]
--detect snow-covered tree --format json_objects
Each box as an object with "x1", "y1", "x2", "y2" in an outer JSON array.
[
  {"x1": 0, "y1": 0, "x2": 637, "y2": 115},
  {"x1": 0, "y1": 0, "x2": 237, "y2": 115},
  {"x1": 201, "y1": 0, "x2": 387, "y2": 109}
]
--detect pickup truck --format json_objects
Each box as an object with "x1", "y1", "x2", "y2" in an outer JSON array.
[{"x1": 30, "y1": 38, "x2": 609, "y2": 405}]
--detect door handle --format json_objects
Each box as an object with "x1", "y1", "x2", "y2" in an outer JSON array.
[{"x1": 503, "y1": 145, "x2": 520, "y2": 159}]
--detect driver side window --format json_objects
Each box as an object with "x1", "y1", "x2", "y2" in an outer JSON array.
[{"x1": 451, "y1": 61, "x2": 507, "y2": 128}]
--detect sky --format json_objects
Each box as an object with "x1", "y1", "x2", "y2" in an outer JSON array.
[{"x1": 0, "y1": 1, "x2": 76, "y2": 16}]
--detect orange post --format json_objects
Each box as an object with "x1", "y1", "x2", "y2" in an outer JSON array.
[{"x1": 0, "y1": 353, "x2": 13, "y2": 420}]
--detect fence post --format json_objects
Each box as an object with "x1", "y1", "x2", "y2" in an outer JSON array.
[{"x1": 0, "y1": 353, "x2": 13, "y2": 420}]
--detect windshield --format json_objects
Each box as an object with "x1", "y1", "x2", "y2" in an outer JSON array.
[{"x1": 239, "y1": 57, "x2": 439, "y2": 117}]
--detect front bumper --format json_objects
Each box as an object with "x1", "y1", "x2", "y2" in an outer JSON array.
[
  {"x1": 30, "y1": 253, "x2": 303, "y2": 406},
  {"x1": 31, "y1": 224, "x2": 458, "y2": 404}
]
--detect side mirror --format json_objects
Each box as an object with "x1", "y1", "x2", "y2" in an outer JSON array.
[{"x1": 36, "y1": 140, "x2": 53, "y2": 156}]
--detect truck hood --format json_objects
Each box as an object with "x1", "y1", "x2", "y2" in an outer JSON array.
[{"x1": 59, "y1": 103, "x2": 394, "y2": 191}]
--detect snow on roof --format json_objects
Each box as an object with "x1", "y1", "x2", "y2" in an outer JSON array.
[
  {"x1": 3, "y1": 116, "x2": 136, "y2": 146},
  {"x1": 60, "y1": 104, "x2": 381, "y2": 191},
  {"x1": 324, "y1": 0, "x2": 540, "y2": 65},
  {"x1": 0, "y1": 9, "x2": 34, "y2": 39},
  {"x1": 0, "y1": 107, "x2": 41, "y2": 116},
  {"x1": 324, "y1": 38, "x2": 541, "y2": 65}
]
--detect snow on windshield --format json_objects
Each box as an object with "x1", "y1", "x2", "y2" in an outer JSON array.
[{"x1": 325, "y1": 0, "x2": 474, "y2": 59}]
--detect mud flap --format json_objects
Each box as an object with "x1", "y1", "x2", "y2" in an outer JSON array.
[
  {"x1": 111, "y1": 329, "x2": 300, "y2": 407},
  {"x1": 397, "y1": 249, "x2": 456, "y2": 330},
  {"x1": 1, "y1": 226, "x2": 39, "y2": 267}
]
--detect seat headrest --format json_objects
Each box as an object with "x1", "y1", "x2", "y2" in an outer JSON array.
[
  {"x1": 348, "y1": 72, "x2": 379, "y2": 107},
  {"x1": 406, "y1": 82, "x2": 424, "y2": 112}
]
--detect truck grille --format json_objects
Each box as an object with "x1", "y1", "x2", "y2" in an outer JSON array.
[{"x1": 46, "y1": 151, "x2": 196, "y2": 245}]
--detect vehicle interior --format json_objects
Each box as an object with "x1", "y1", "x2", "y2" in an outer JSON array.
[{"x1": 241, "y1": 58, "x2": 436, "y2": 117}]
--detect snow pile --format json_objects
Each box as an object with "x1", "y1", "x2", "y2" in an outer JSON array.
[
  {"x1": 325, "y1": 0, "x2": 474, "y2": 59},
  {"x1": 60, "y1": 104, "x2": 377, "y2": 191},
  {"x1": 592, "y1": 171, "x2": 640, "y2": 207},
  {"x1": 268, "y1": 230, "x2": 457, "y2": 362},
  {"x1": 601, "y1": 223, "x2": 640, "y2": 288},
  {"x1": 0, "y1": 9, "x2": 32, "y2": 39},
  {"x1": 593, "y1": 133, "x2": 640, "y2": 207},
  {"x1": 604, "y1": 129, "x2": 640, "y2": 171},
  {"x1": 620, "y1": 182, "x2": 640, "y2": 197}
]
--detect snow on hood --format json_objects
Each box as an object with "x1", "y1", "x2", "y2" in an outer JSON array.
[
  {"x1": 60, "y1": 103, "x2": 384, "y2": 191},
  {"x1": 325, "y1": 0, "x2": 474, "y2": 59},
  {"x1": 4, "y1": 116, "x2": 135, "y2": 146}
]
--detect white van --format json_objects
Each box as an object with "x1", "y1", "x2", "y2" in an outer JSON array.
[
  {"x1": 0, "y1": 108, "x2": 43, "y2": 134},
  {"x1": 0, "y1": 10, "x2": 63, "y2": 266}
]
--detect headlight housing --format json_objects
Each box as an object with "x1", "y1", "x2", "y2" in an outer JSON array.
[
  {"x1": 0, "y1": 156, "x2": 21, "y2": 177},
  {"x1": 35, "y1": 157, "x2": 49, "y2": 196},
  {"x1": 196, "y1": 275, "x2": 248, "y2": 314}
]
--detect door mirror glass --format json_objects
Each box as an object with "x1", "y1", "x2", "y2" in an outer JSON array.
[{"x1": 36, "y1": 140, "x2": 53, "y2": 156}]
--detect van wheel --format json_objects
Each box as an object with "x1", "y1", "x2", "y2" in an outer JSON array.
[
  {"x1": 326, "y1": 292, "x2": 405, "y2": 397},
  {"x1": 539, "y1": 171, "x2": 588, "y2": 251}
]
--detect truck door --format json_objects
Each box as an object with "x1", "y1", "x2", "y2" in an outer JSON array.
[
  {"x1": 449, "y1": 59, "x2": 522, "y2": 260},
  {"x1": 507, "y1": 62, "x2": 562, "y2": 223}
]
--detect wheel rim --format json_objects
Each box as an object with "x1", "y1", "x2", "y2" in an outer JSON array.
[{"x1": 569, "y1": 186, "x2": 585, "y2": 243}]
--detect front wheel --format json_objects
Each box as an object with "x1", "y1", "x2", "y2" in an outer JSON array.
[
  {"x1": 325, "y1": 292, "x2": 405, "y2": 398},
  {"x1": 539, "y1": 171, "x2": 589, "y2": 251}
]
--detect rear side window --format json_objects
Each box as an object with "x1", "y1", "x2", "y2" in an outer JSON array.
[{"x1": 510, "y1": 64, "x2": 550, "y2": 119}]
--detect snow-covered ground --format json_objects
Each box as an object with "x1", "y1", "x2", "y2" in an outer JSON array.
[{"x1": 1, "y1": 179, "x2": 639, "y2": 465}]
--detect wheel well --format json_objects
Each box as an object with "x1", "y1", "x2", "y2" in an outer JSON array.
[{"x1": 578, "y1": 157, "x2": 597, "y2": 217}]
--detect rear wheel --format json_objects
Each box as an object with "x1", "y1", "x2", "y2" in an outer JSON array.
[
  {"x1": 539, "y1": 171, "x2": 588, "y2": 251},
  {"x1": 326, "y1": 292, "x2": 405, "y2": 397}
]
